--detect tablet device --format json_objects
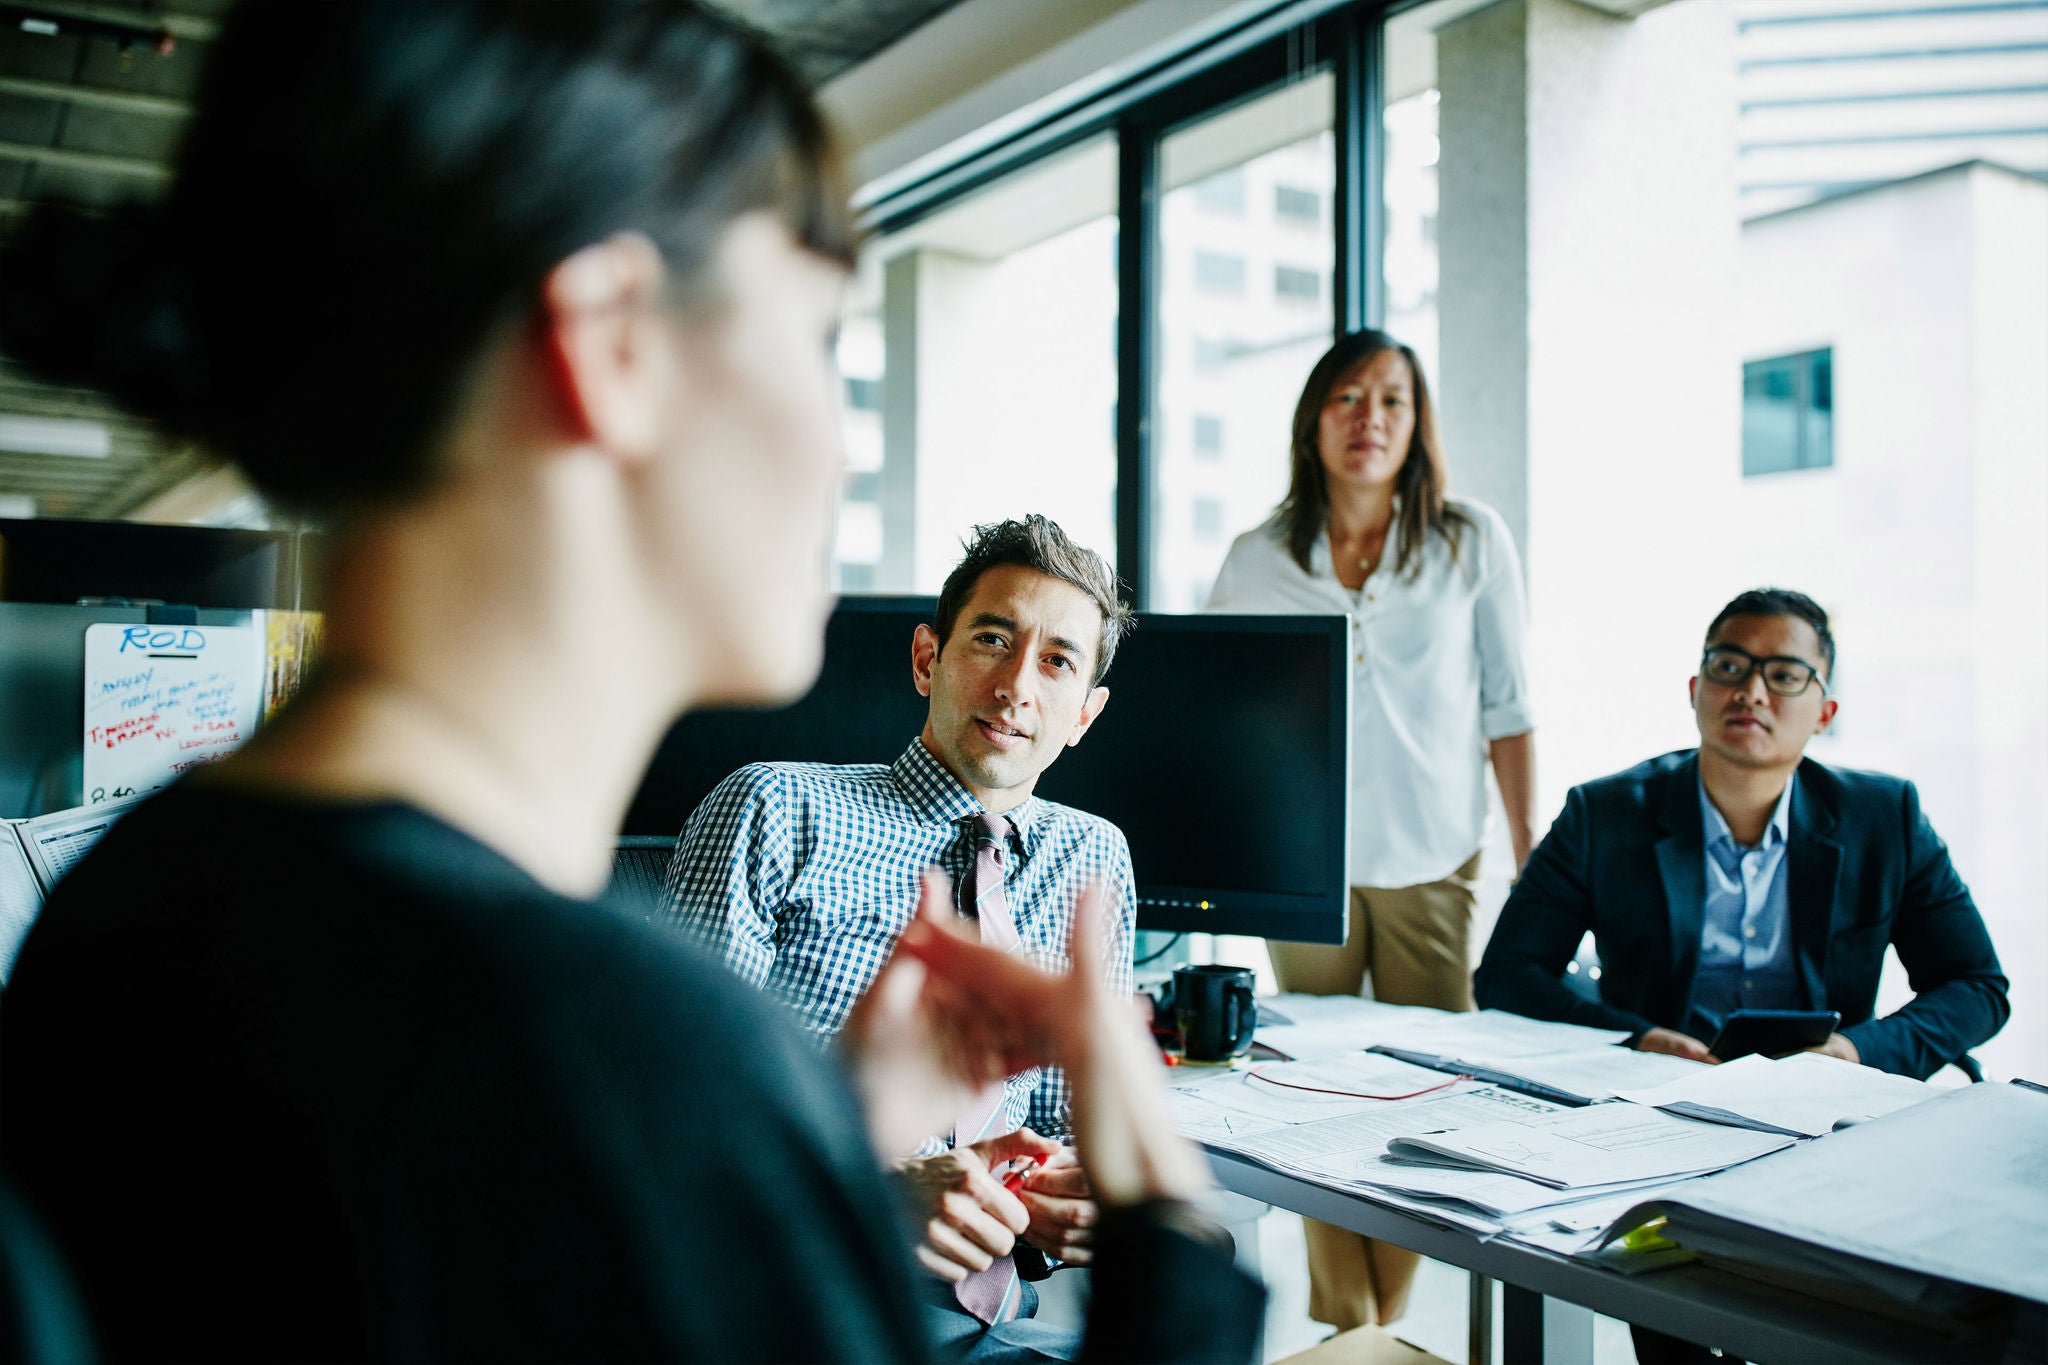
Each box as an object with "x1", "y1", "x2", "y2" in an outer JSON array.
[{"x1": 1708, "y1": 1009, "x2": 1840, "y2": 1061}]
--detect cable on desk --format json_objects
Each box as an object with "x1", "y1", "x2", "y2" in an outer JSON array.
[{"x1": 1245, "y1": 1068, "x2": 1471, "y2": 1101}]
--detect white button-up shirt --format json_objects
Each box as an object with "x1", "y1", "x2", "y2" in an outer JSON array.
[{"x1": 1205, "y1": 499, "x2": 1535, "y2": 888}]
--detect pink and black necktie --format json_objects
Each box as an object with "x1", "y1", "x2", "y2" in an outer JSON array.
[{"x1": 952, "y1": 811, "x2": 1025, "y2": 1325}]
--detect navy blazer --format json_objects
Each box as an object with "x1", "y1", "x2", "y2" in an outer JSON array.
[{"x1": 1474, "y1": 750, "x2": 2009, "y2": 1080}]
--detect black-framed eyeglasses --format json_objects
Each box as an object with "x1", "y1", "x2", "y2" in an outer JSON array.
[{"x1": 1699, "y1": 645, "x2": 1829, "y2": 698}]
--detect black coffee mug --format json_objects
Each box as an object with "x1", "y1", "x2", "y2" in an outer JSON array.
[{"x1": 1174, "y1": 964, "x2": 1257, "y2": 1063}]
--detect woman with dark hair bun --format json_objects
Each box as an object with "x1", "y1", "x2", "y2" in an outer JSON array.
[
  {"x1": 0, "y1": 4, "x2": 1261, "y2": 1360},
  {"x1": 1206, "y1": 330, "x2": 1537, "y2": 1334}
]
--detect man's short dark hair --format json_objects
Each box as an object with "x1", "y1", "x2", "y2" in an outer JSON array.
[
  {"x1": 934, "y1": 516, "x2": 1135, "y2": 684},
  {"x1": 1706, "y1": 587, "x2": 1836, "y2": 678}
]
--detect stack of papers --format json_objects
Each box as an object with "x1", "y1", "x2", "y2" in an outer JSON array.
[
  {"x1": 1192, "y1": 997, "x2": 2003, "y2": 1277},
  {"x1": 1601, "y1": 1082, "x2": 2048, "y2": 1316},
  {"x1": 2, "y1": 796, "x2": 144, "y2": 979},
  {"x1": 1387, "y1": 1104, "x2": 1794, "y2": 1188},
  {"x1": 1613, "y1": 1051, "x2": 1935, "y2": 1137},
  {"x1": 1250, "y1": 996, "x2": 1712, "y2": 1103},
  {"x1": 1366, "y1": 1010, "x2": 1636, "y2": 1058},
  {"x1": 1364, "y1": 1010, "x2": 1710, "y2": 1103},
  {"x1": 1168, "y1": 1050, "x2": 1772, "y2": 1252},
  {"x1": 0, "y1": 829, "x2": 40, "y2": 979},
  {"x1": 1167, "y1": 1051, "x2": 1497, "y2": 1152},
  {"x1": 1251, "y1": 994, "x2": 1443, "y2": 1062}
]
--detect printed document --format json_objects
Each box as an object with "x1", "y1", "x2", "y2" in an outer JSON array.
[
  {"x1": 1252, "y1": 993, "x2": 1442, "y2": 1061},
  {"x1": 1226, "y1": 1085, "x2": 1569, "y2": 1168},
  {"x1": 1315, "y1": 1151, "x2": 1676, "y2": 1216},
  {"x1": 1615, "y1": 1051, "x2": 1935, "y2": 1137},
  {"x1": 1364, "y1": 1009, "x2": 1632, "y2": 1059},
  {"x1": 1389, "y1": 1104, "x2": 1793, "y2": 1188},
  {"x1": 1167, "y1": 1052, "x2": 1475, "y2": 1133},
  {"x1": 1602, "y1": 1082, "x2": 2048, "y2": 1308},
  {"x1": 0, "y1": 828, "x2": 41, "y2": 979},
  {"x1": 1355, "y1": 1008, "x2": 1698, "y2": 1103}
]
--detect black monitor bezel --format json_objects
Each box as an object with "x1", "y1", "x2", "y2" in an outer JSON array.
[{"x1": 629, "y1": 595, "x2": 1350, "y2": 943}]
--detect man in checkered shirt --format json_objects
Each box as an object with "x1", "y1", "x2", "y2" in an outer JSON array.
[{"x1": 663, "y1": 515, "x2": 1138, "y2": 1340}]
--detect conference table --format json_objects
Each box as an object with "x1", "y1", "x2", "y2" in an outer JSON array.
[{"x1": 1206, "y1": 1148, "x2": 2039, "y2": 1364}]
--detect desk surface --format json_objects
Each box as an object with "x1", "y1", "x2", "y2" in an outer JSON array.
[{"x1": 1209, "y1": 1150, "x2": 2038, "y2": 1365}]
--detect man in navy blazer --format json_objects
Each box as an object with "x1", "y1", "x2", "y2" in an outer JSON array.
[{"x1": 1476, "y1": 588, "x2": 2007, "y2": 1081}]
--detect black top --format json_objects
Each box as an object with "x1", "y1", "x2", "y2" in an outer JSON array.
[
  {"x1": 1, "y1": 786, "x2": 930, "y2": 1360},
  {"x1": 2, "y1": 787, "x2": 1264, "y2": 1362},
  {"x1": 1474, "y1": 750, "x2": 2009, "y2": 1079}
]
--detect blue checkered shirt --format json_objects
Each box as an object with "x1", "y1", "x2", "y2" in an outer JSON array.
[{"x1": 662, "y1": 737, "x2": 1137, "y2": 1145}]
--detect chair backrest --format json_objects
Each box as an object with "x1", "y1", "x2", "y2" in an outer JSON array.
[
  {"x1": 0, "y1": 1173, "x2": 96, "y2": 1365},
  {"x1": 609, "y1": 838, "x2": 677, "y2": 918}
]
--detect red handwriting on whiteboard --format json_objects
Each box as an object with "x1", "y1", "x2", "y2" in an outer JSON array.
[{"x1": 88, "y1": 714, "x2": 163, "y2": 748}]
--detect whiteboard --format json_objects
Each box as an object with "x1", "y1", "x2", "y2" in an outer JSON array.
[{"x1": 82, "y1": 623, "x2": 263, "y2": 805}]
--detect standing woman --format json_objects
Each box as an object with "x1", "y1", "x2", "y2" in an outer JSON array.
[
  {"x1": 1207, "y1": 329, "x2": 1537, "y2": 1331},
  {"x1": 0, "y1": 3, "x2": 1258, "y2": 1360}
]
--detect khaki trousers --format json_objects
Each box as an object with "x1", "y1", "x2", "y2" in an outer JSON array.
[{"x1": 1266, "y1": 851, "x2": 1481, "y2": 1330}]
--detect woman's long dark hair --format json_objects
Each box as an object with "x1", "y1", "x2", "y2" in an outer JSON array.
[
  {"x1": 0, "y1": 1, "x2": 856, "y2": 514},
  {"x1": 1275, "y1": 329, "x2": 1469, "y2": 578}
]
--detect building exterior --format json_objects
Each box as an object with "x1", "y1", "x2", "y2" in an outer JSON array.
[{"x1": 1734, "y1": 159, "x2": 2048, "y2": 1080}]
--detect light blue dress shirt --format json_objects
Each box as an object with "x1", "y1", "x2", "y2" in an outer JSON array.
[
  {"x1": 661, "y1": 738, "x2": 1137, "y2": 1145},
  {"x1": 1692, "y1": 774, "x2": 1801, "y2": 1033}
]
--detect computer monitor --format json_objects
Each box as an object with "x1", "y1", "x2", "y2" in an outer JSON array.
[{"x1": 621, "y1": 597, "x2": 1349, "y2": 943}]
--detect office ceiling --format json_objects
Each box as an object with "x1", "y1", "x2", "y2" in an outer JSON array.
[{"x1": 0, "y1": 0, "x2": 962, "y2": 522}]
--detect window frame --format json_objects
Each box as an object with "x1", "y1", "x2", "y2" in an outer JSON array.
[{"x1": 853, "y1": 1, "x2": 1401, "y2": 606}]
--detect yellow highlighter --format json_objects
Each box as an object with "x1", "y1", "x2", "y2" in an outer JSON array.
[{"x1": 1623, "y1": 1217, "x2": 1676, "y2": 1254}]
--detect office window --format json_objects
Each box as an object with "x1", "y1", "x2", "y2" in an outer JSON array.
[
  {"x1": 1154, "y1": 75, "x2": 1334, "y2": 612},
  {"x1": 1742, "y1": 349, "x2": 1833, "y2": 476},
  {"x1": 1192, "y1": 336, "x2": 1236, "y2": 370},
  {"x1": 1274, "y1": 264, "x2": 1322, "y2": 305},
  {"x1": 1379, "y1": 46, "x2": 1440, "y2": 378},
  {"x1": 1193, "y1": 251, "x2": 1248, "y2": 296},
  {"x1": 838, "y1": 135, "x2": 1118, "y2": 591},
  {"x1": 1275, "y1": 184, "x2": 1320, "y2": 224},
  {"x1": 843, "y1": 376, "x2": 881, "y2": 412},
  {"x1": 1194, "y1": 168, "x2": 1247, "y2": 216},
  {"x1": 836, "y1": 317, "x2": 885, "y2": 578}
]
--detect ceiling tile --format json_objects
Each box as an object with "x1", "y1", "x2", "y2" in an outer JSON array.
[
  {"x1": 73, "y1": 34, "x2": 204, "y2": 98},
  {"x1": 0, "y1": 93, "x2": 64, "y2": 147},
  {"x1": 0, "y1": 31, "x2": 84, "y2": 82},
  {"x1": 55, "y1": 102, "x2": 186, "y2": 161}
]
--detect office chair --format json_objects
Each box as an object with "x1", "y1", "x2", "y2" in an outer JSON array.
[
  {"x1": 0, "y1": 1174, "x2": 95, "y2": 1365},
  {"x1": 610, "y1": 837, "x2": 677, "y2": 918}
]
